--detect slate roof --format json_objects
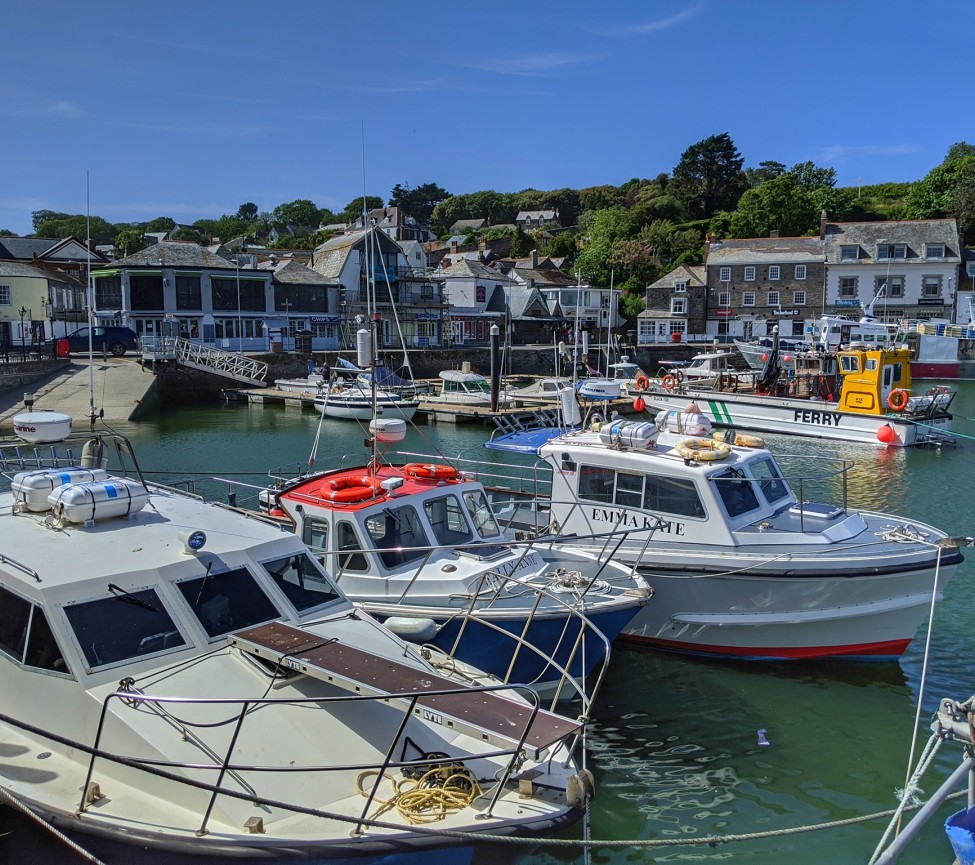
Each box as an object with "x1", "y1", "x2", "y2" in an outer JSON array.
[
  {"x1": 108, "y1": 241, "x2": 233, "y2": 269},
  {"x1": 0, "y1": 238, "x2": 59, "y2": 259},
  {"x1": 647, "y1": 264, "x2": 706, "y2": 290},
  {"x1": 0, "y1": 261, "x2": 58, "y2": 279},
  {"x1": 312, "y1": 229, "x2": 401, "y2": 280},
  {"x1": 261, "y1": 259, "x2": 335, "y2": 285},
  {"x1": 706, "y1": 237, "x2": 825, "y2": 265},
  {"x1": 438, "y1": 258, "x2": 512, "y2": 281},
  {"x1": 823, "y1": 219, "x2": 960, "y2": 261},
  {"x1": 449, "y1": 218, "x2": 487, "y2": 233}
]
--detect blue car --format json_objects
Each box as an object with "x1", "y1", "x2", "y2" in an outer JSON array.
[{"x1": 58, "y1": 326, "x2": 139, "y2": 357}]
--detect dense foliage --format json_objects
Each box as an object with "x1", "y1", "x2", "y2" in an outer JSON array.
[{"x1": 18, "y1": 135, "x2": 974, "y2": 299}]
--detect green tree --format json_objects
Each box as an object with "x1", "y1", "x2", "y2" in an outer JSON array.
[
  {"x1": 669, "y1": 132, "x2": 748, "y2": 221},
  {"x1": 745, "y1": 161, "x2": 786, "y2": 187},
  {"x1": 618, "y1": 286, "x2": 646, "y2": 321},
  {"x1": 35, "y1": 214, "x2": 115, "y2": 243},
  {"x1": 508, "y1": 225, "x2": 534, "y2": 258},
  {"x1": 790, "y1": 161, "x2": 836, "y2": 191},
  {"x1": 574, "y1": 208, "x2": 633, "y2": 285},
  {"x1": 273, "y1": 199, "x2": 322, "y2": 230},
  {"x1": 430, "y1": 195, "x2": 471, "y2": 237},
  {"x1": 388, "y1": 182, "x2": 451, "y2": 223},
  {"x1": 32, "y1": 210, "x2": 70, "y2": 232},
  {"x1": 114, "y1": 227, "x2": 148, "y2": 255},
  {"x1": 810, "y1": 186, "x2": 857, "y2": 222},
  {"x1": 543, "y1": 231, "x2": 577, "y2": 258},
  {"x1": 236, "y1": 202, "x2": 259, "y2": 221},
  {"x1": 340, "y1": 196, "x2": 384, "y2": 223},
  {"x1": 904, "y1": 152, "x2": 975, "y2": 225},
  {"x1": 946, "y1": 142, "x2": 975, "y2": 162},
  {"x1": 146, "y1": 216, "x2": 176, "y2": 233},
  {"x1": 608, "y1": 236, "x2": 658, "y2": 286},
  {"x1": 729, "y1": 174, "x2": 818, "y2": 238},
  {"x1": 578, "y1": 185, "x2": 624, "y2": 212},
  {"x1": 0, "y1": 228, "x2": 16, "y2": 237},
  {"x1": 949, "y1": 158, "x2": 975, "y2": 240}
]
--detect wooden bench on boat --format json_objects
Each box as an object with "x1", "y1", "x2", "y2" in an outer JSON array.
[{"x1": 230, "y1": 622, "x2": 580, "y2": 758}]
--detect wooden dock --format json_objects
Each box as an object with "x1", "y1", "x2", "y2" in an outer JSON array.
[{"x1": 222, "y1": 386, "x2": 640, "y2": 425}]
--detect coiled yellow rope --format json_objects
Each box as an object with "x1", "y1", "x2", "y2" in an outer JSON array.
[{"x1": 356, "y1": 763, "x2": 483, "y2": 824}]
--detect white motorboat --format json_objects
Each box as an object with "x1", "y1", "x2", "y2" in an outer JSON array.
[
  {"x1": 249, "y1": 447, "x2": 650, "y2": 705},
  {"x1": 435, "y1": 369, "x2": 513, "y2": 407},
  {"x1": 508, "y1": 377, "x2": 573, "y2": 406},
  {"x1": 480, "y1": 416, "x2": 969, "y2": 660},
  {"x1": 314, "y1": 373, "x2": 419, "y2": 421},
  {"x1": 273, "y1": 371, "x2": 328, "y2": 394},
  {"x1": 0, "y1": 418, "x2": 591, "y2": 863}
]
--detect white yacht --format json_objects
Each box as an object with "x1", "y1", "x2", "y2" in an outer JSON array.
[
  {"x1": 435, "y1": 370, "x2": 513, "y2": 407},
  {"x1": 0, "y1": 415, "x2": 591, "y2": 863}
]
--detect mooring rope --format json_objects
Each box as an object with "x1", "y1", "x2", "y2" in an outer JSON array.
[{"x1": 0, "y1": 784, "x2": 107, "y2": 865}]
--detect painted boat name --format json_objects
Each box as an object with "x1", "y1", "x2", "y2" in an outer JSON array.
[
  {"x1": 590, "y1": 508, "x2": 684, "y2": 535},
  {"x1": 793, "y1": 409, "x2": 843, "y2": 426}
]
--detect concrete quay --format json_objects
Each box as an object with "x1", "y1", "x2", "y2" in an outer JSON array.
[{"x1": 0, "y1": 357, "x2": 156, "y2": 432}]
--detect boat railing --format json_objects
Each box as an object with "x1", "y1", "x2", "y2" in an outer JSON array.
[
  {"x1": 317, "y1": 532, "x2": 628, "y2": 713},
  {"x1": 75, "y1": 676, "x2": 550, "y2": 838}
]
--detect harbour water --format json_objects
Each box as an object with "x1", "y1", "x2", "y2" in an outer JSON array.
[{"x1": 3, "y1": 382, "x2": 975, "y2": 864}]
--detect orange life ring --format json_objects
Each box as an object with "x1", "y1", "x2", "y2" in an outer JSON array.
[
  {"x1": 320, "y1": 476, "x2": 382, "y2": 503},
  {"x1": 662, "y1": 374, "x2": 677, "y2": 390},
  {"x1": 887, "y1": 389, "x2": 909, "y2": 412},
  {"x1": 403, "y1": 462, "x2": 459, "y2": 481},
  {"x1": 635, "y1": 373, "x2": 650, "y2": 391}
]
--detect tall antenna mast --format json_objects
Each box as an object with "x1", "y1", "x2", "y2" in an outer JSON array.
[{"x1": 86, "y1": 170, "x2": 97, "y2": 429}]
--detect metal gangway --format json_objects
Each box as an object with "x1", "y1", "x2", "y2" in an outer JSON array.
[{"x1": 141, "y1": 337, "x2": 268, "y2": 386}]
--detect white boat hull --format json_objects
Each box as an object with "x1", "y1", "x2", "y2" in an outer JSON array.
[
  {"x1": 315, "y1": 397, "x2": 418, "y2": 421},
  {"x1": 645, "y1": 388, "x2": 948, "y2": 446}
]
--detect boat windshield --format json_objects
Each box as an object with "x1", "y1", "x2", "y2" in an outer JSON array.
[
  {"x1": 64, "y1": 588, "x2": 187, "y2": 669},
  {"x1": 364, "y1": 504, "x2": 430, "y2": 569},
  {"x1": 712, "y1": 470, "x2": 761, "y2": 518},
  {"x1": 747, "y1": 456, "x2": 791, "y2": 504},
  {"x1": 463, "y1": 489, "x2": 501, "y2": 537},
  {"x1": 424, "y1": 494, "x2": 474, "y2": 546},
  {"x1": 262, "y1": 552, "x2": 342, "y2": 613},
  {"x1": 176, "y1": 567, "x2": 281, "y2": 639}
]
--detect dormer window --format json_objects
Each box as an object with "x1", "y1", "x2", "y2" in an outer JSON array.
[
  {"x1": 877, "y1": 243, "x2": 907, "y2": 259},
  {"x1": 925, "y1": 244, "x2": 945, "y2": 258},
  {"x1": 840, "y1": 246, "x2": 859, "y2": 261},
  {"x1": 674, "y1": 281, "x2": 687, "y2": 293}
]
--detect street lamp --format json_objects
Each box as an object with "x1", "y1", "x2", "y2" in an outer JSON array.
[{"x1": 18, "y1": 306, "x2": 27, "y2": 359}]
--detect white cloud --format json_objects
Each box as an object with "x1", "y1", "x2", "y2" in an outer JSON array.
[{"x1": 600, "y1": 5, "x2": 704, "y2": 37}]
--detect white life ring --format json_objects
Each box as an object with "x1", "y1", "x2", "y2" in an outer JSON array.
[{"x1": 674, "y1": 437, "x2": 733, "y2": 462}]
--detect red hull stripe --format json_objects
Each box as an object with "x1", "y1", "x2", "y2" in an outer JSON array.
[{"x1": 622, "y1": 633, "x2": 911, "y2": 660}]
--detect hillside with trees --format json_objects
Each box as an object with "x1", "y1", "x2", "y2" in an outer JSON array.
[{"x1": 9, "y1": 134, "x2": 973, "y2": 321}]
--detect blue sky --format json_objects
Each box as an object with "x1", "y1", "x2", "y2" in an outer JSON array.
[{"x1": 2, "y1": 0, "x2": 972, "y2": 236}]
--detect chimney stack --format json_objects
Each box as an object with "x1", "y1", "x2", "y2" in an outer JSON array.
[
  {"x1": 450, "y1": 240, "x2": 458, "y2": 254},
  {"x1": 820, "y1": 210, "x2": 828, "y2": 240},
  {"x1": 530, "y1": 249, "x2": 538, "y2": 269}
]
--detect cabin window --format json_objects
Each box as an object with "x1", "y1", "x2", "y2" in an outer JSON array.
[
  {"x1": 176, "y1": 567, "x2": 280, "y2": 639},
  {"x1": 892, "y1": 362, "x2": 904, "y2": 380},
  {"x1": 0, "y1": 586, "x2": 68, "y2": 674},
  {"x1": 713, "y1": 472, "x2": 761, "y2": 517},
  {"x1": 64, "y1": 588, "x2": 187, "y2": 670},
  {"x1": 578, "y1": 465, "x2": 705, "y2": 518},
  {"x1": 0, "y1": 588, "x2": 68, "y2": 673},
  {"x1": 464, "y1": 490, "x2": 501, "y2": 537},
  {"x1": 578, "y1": 465, "x2": 614, "y2": 503},
  {"x1": 840, "y1": 355, "x2": 861, "y2": 373},
  {"x1": 334, "y1": 522, "x2": 368, "y2": 573},
  {"x1": 301, "y1": 518, "x2": 328, "y2": 555},
  {"x1": 644, "y1": 476, "x2": 706, "y2": 518},
  {"x1": 865, "y1": 358, "x2": 879, "y2": 371},
  {"x1": 424, "y1": 494, "x2": 473, "y2": 546},
  {"x1": 364, "y1": 505, "x2": 430, "y2": 568},
  {"x1": 749, "y1": 457, "x2": 789, "y2": 503},
  {"x1": 263, "y1": 552, "x2": 341, "y2": 611}
]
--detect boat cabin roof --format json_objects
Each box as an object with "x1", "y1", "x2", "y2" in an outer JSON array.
[{"x1": 440, "y1": 369, "x2": 487, "y2": 383}]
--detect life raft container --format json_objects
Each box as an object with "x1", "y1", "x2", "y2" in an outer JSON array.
[
  {"x1": 403, "y1": 463, "x2": 459, "y2": 481},
  {"x1": 655, "y1": 407, "x2": 713, "y2": 437},
  {"x1": 674, "y1": 438, "x2": 733, "y2": 462},
  {"x1": 12, "y1": 467, "x2": 109, "y2": 512},
  {"x1": 320, "y1": 476, "x2": 382, "y2": 503},
  {"x1": 712, "y1": 429, "x2": 765, "y2": 448},
  {"x1": 598, "y1": 420, "x2": 659, "y2": 450},
  {"x1": 48, "y1": 478, "x2": 149, "y2": 523},
  {"x1": 887, "y1": 388, "x2": 909, "y2": 411}
]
